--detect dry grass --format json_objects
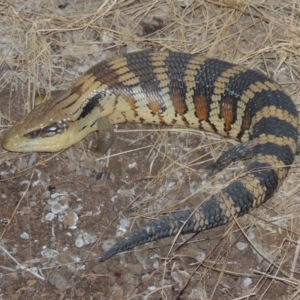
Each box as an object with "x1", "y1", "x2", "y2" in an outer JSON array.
[{"x1": 1, "y1": 0, "x2": 300, "y2": 299}]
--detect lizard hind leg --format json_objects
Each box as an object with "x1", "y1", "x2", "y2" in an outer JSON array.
[{"x1": 207, "y1": 140, "x2": 253, "y2": 176}]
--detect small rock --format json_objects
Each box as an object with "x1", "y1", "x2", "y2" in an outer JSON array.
[
  {"x1": 41, "y1": 248, "x2": 59, "y2": 260},
  {"x1": 20, "y1": 232, "x2": 29, "y2": 239},
  {"x1": 236, "y1": 242, "x2": 248, "y2": 251},
  {"x1": 49, "y1": 198, "x2": 69, "y2": 214},
  {"x1": 75, "y1": 230, "x2": 97, "y2": 248},
  {"x1": 48, "y1": 266, "x2": 73, "y2": 291},
  {"x1": 63, "y1": 211, "x2": 78, "y2": 227},
  {"x1": 45, "y1": 212, "x2": 55, "y2": 221},
  {"x1": 243, "y1": 277, "x2": 252, "y2": 287}
]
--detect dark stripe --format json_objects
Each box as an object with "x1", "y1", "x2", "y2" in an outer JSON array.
[
  {"x1": 193, "y1": 59, "x2": 236, "y2": 118},
  {"x1": 195, "y1": 59, "x2": 235, "y2": 98},
  {"x1": 79, "y1": 119, "x2": 97, "y2": 132},
  {"x1": 79, "y1": 125, "x2": 87, "y2": 132},
  {"x1": 62, "y1": 99, "x2": 78, "y2": 110},
  {"x1": 226, "y1": 69, "x2": 275, "y2": 99},
  {"x1": 246, "y1": 89, "x2": 298, "y2": 120},
  {"x1": 87, "y1": 59, "x2": 117, "y2": 82},
  {"x1": 163, "y1": 52, "x2": 191, "y2": 115},
  {"x1": 79, "y1": 52, "x2": 152, "y2": 120},
  {"x1": 246, "y1": 161, "x2": 279, "y2": 199},
  {"x1": 219, "y1": 69, "x2": 293, "y2": 129},
  {"x1": 224, "y1": 180, "x2": 255, "y2": 215},
  {"x1": 77, "y1": 92, "x2": 105, "y2": 120},
  {"x1": 125, "y1": 52, "x2": 167, "y2": 112},
  {"x1": 76, "y1": 59, "x2": 125, "y2": 120},
  {"x1": 252, "y1": 117, "x2": 298, "y2": 141},
  {"x1": 196, "y1": 197, "x2": 227, "y2": 229},
  {"x1": 89, "y1": 58, "x2": 136, "y2": 95},
  {"x1": 125, "y1": 51, "x2": 156, "y2": 84},
  {"x1": 221, "y1": 69, "x2": 297, "y2": 139},
  {"x1": 218, "y1": 69, "x2": 260, "y2": 126},
  {"x1": 55, "y1": 93, "x2": 74, "y2": 106},
  {"x1": 89, "y1": 120, "x2": 97, "y2": 128},
  {"x1": 253, "y1": 143, "x2": 295, "y2": 165}
]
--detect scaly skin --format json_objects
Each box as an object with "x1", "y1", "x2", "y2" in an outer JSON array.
[{"x1": 2, "y1": 51, "x2": 298, "y2": 262}]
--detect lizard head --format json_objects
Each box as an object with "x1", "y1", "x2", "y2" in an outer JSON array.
[{"x1": 2, "y1": 89, "x2": 101, "y2": 152}]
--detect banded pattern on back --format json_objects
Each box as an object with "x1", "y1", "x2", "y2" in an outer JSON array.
[{"x1": 2, "y1": 51, "x2": 298, "y2": 263}]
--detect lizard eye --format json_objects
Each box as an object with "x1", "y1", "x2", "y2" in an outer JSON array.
[{"x1": 25, "y1": 119, "x2": 69, "y2": 139}]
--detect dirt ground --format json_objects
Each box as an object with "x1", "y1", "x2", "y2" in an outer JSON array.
[{"x1": 1, "y1": 1, "x2": 300, "y2": 299}]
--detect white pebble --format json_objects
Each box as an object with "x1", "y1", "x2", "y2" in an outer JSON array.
[
  {"x1": 75, "y1": 231, "x2": 97, "y2": 248},
  {"x1": 20, "y1": 232, "x2": 29, "y2": 239}
]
